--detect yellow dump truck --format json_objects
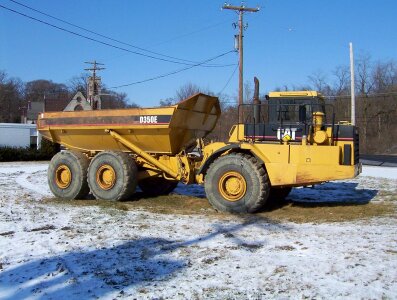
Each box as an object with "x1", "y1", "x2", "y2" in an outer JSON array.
[{"x1": 38, "y1": 90, "x2": 361, "y2": 213}]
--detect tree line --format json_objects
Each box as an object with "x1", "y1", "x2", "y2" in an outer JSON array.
[
  {"x1": 284, "y1": 56, "x2": 397, "y2": 154},
  {"x1": 297, "y1": 55, "x2": 396, "y2": 97},
  {"x1": 0, "y1": 71, "x2": 135, "y2": 122},
  {"x1": 164, "y1": 56, "x2": 397, "y2": 155},
  {"x1": 1, "y1": 55, "x2": 396, "y2": 154}
]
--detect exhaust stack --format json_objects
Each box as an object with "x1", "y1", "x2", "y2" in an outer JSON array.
[{"x1": 253, "y1": 77, "x2": 261, "y2": 123}]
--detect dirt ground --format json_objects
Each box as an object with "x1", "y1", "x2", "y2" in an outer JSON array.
[
  {"x1": 44, "y1": 169, "x2": 397, "y2": 223},
  {"x1": 45, "y1": 191, "x2": 396, "y2": 224}
]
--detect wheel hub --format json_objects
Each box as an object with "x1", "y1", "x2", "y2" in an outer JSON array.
[
  {"x1": 96, "y1": 164, "x2": 116, "y2": 190},
  {"x1": 218, "y1": 171, "x2": 247, "y2": 202},
  {"x1": 55, "y1": 164, "x2": 72, "y2": 189}
]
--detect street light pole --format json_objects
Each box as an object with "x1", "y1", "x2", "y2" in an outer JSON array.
[{"x1": 349, "y1": 42, "x2": 355, "y2": 125}]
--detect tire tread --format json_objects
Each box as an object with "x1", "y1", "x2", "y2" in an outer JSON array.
[
  {"x1": 205, "y1": 152, "x2": 270, "y2": 213},
  {"x1": 87, "y1": 151, "x2": 137, "y2": 201},
  {"x1": 48, "y1": 150, "x2": 90, "y2": 200}
]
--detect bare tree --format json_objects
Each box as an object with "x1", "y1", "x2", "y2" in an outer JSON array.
[
  {"x1": 333, "y1": 65, "x2": 350, "y2": 96},
  {"x1": 25, "y1": 79, "x2": 69, "y2": 103},
  {"x1": 355, "y1": 54, "x2": 374, "y2": 96},
  {"x1": 273, "y1": 85, "x2": 290, "y2": 92},
  {"x1": 244, "y1": 80, "x2": 253, "y2": 103},
  {"x1": 175, "y1": 82, "x2": 201, "y2": 102},
  {"x1": 0, "y1": 70, "x2": 6, "y2": 84},
  {"x1": 68, "y1": 73, "x2": 90, "y2": 95},
  {"x1": 391, "y1": 61, "x2": 397, "y2": 91},
  {"x1": 291, "y1": 84, "x2": 312, "y2": 91},
  {"x1": 0, "y1": 74, "x2": 24, "y2": 123},
  {"x1": 308, "y1": 70, "x2": 331, "y2": 94},
  {"x1": 101, "y1": 89, "x2": 138, "y2": 109},
  {"x1": 159, "y1": 98, "x2": 174, "y2": 107},
  {"x1": 372, "y1": 60, "x2": 397, "y2": 93}
]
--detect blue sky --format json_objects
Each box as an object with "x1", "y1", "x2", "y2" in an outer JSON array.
[{"x1": 1, "y1": 0, "x2": 396, "y2": 106}]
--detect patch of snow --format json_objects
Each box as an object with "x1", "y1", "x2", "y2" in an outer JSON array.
[
  {"x1": 0, "y1": 162, "x2": 396, "y2": 299},
  {"x1": 360, "y1": 165, "x2": 397, "y2": 180},
  {"x1": 15, "y1": 166, "x2": 52, "y2": 199}
]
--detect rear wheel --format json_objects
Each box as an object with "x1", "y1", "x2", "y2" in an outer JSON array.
[
  {"x1": 48, "y1": 151, "x2": 89, "y2": 200},
  {"x1": 88, "y1": 151, "x2": 137, "y2": 201},
  {"x1": 204, "y1": 153, "x2": 270, "y2": 213},
  {"x1": 138, "y1": 177, "x2": 178, "y2": 196}
]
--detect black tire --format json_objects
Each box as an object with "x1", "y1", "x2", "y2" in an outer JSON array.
[
  {"x1": 88, "y1": 151, "x2": 137, "y2": 201},
  {"x1": 138, "y1": 177, "x2": 178, "y2": 196},
  {"x1": 204, "y1": 153, "x2": 270, "y2": 213},
  {"x1": 48, "y1": 151, "x2": 90, "y2": 200}
]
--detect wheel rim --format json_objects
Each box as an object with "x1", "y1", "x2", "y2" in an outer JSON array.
[
  {"x1": 96, "y1": 164, "x2": 116, "y2": 190},
  {"x1": 55, "y1": 164, "x2": 72, "y2": 189},
  {"x1": 218, "y1": 171, "x2": 247, "y2": 202}
]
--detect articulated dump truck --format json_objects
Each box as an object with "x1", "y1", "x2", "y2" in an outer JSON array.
[{"x1": 38, "y1": 91, "x2": 361, "y2": 213}]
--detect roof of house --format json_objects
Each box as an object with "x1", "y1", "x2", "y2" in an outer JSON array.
[
  {"x1": 44, "y1": 94, "x2": 71, "y2": 112},
  {"x1": 63, "y1": 92, "x2": 92, "y2": 111},
  {"x1": 43, "y1": 92, "x2": 121, "y2": 112}
]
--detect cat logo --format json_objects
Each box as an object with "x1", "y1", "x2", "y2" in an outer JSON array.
[{"x1": 277, "y1": 128, "x2": 297, "y2": 141}]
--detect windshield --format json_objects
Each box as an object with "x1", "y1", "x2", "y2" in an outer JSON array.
[{"x1": 268, "y1": 97, "x2": 325, "y2": 124}]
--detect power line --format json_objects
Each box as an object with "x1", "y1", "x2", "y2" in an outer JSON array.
[
  {"x1": 7, "y1": 0, "x2": 234, "y2": 68},
  {"x1": 110, "y1": 50, "x2": 235, "y2": 89},
  {"x1": 0, "y1": 4, "x2": 234, "y2": 68},
  {"x1": 219, "y1": 63, "x2": 238, "y2": 94},
  {"x1": 149, "y1": 19, "x2": 232, "y2": 48},
  {"x1": 0, "y1": 4, "x2": 195, "y2": 65}
]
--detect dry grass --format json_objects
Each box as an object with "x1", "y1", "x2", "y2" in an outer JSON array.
[
  {"x1": 259, "y1": 201, "x2": 396, "y2": 223},
  {"x1": 44, "y1": 192, "x2": 396, "y2": 223}
]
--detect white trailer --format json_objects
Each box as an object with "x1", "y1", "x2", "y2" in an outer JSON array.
[{"x1": 0, "y1": 123, "x2": 40, "y2": 149}]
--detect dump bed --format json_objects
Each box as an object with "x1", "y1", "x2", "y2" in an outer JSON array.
[{"x1": 37, "y1": 93, "x2": 220, "y2": 154}]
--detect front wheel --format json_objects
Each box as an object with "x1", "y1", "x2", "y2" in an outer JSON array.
[{"x1": 204, "y1": 153, "x2": 270, "y2": 213}]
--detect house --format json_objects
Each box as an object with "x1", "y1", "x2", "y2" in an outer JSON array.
[
  {"x1": 63, "y1": 92, "x2": 93, "y2": 111},
  {"x1": 26, "y1": 102, "x2": 45, "y2": 124},
  {"x1": 0, "y1": 123, "x2": 39, "y2": 148}
]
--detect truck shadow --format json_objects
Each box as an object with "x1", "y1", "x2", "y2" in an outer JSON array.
[
  {"x1": 170, "y1": 181, "x2": 378, "y2": 210},
  {"x1": 290, "y1": 182, "x2": 377, "y2": 203},
  {"x1": 269, "y1": 182, "x2": 378, "y2": 210},
  {"x1": 0, "y1": 215, "x2": 289, "y2": 299},
  {"x1": 0, "y1": 237, "x2": 184, "y2": 299}
]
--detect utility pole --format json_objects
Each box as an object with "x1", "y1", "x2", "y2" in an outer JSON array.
[
  {"x1": 223, "y1": 2, "x2": 259, "y2": 123},
  {"x1": 84, "y1": 60, "x2": 105, "y2": 109},
  {"x1": 349, "y1": 43, "x2": 355, "y2": 125}
]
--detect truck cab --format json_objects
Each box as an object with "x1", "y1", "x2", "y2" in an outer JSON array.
[
  {"x1": 240, "y1": 91, "x2": 330, "y2": 144},
  {"x1": 267, "y1": 91, "x2": 325, "y2": 125}
]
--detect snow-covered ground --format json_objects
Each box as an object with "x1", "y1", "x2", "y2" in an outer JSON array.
[{"x1": 0, "y1": 162, "x2": 396, "y2": 299}]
